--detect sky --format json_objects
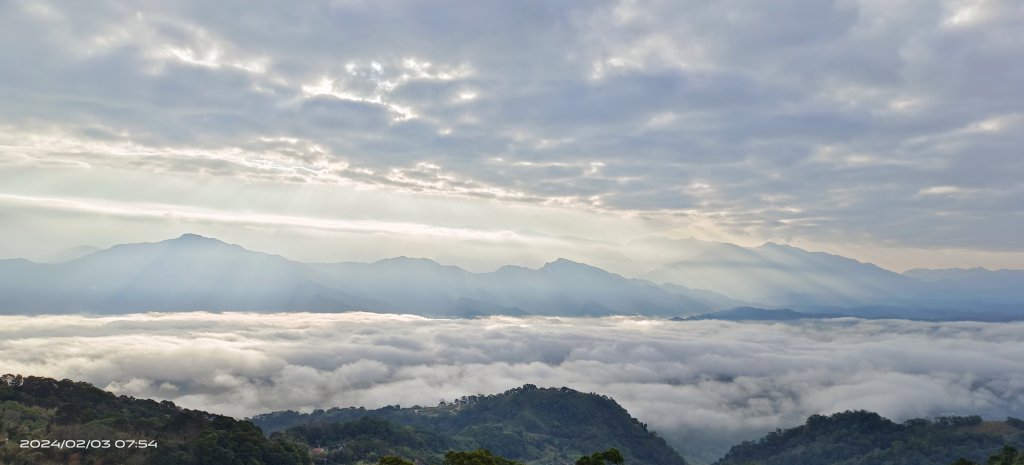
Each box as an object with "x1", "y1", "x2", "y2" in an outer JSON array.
[
  {"x1": 3, "y1": 312, "x2": 1023, "y2": 461},
  {"x1": 1, "y1": 0, "x2": 1023, "y2": 272}
]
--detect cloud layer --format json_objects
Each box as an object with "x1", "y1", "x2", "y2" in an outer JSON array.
[
  {"x1": 1, "y1": 0, "x2": 1023, "y2": 268},
  {"x1": 2, "y1": 312, "x2": 1022, "y2": 454}
]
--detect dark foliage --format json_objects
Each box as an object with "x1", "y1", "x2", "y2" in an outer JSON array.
[
  {"x1": 257, "y1": 385, "x2": 687, "y2": 465},
  {"x1": 715, "y1": 410, "x2": 1024, "y2": 465},
  {"x1": 444, "y1": 448, "x2": 524, "y2": 465},
  {"x1": 948, "y1": 445, "x2": 1024, "y2": 465},
  {"x1": 0, "y1": 374, "x2": 310, "y2": 465},
  {"x1": 577, "y1": 448, "x2": 625, "y2": 465},
  {"x1": 274, "y1": 416, "x2": 457, "y2": 465},
  {"x1": 379, "y1": 456, "x2": 416, "y2": 465},
  {"x1": 375, "y1": 447, "x2": 620, "y2": 465}
]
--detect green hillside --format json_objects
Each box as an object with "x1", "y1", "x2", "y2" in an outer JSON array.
[
  {"x1": 714, "y1": 410, "x2": 1024, "y2": 465},
  {"x1": 255, "y1": 385, "x2": 688, "y2": 465},
  {"x1": 0, "y1": 374, "x2": 309, "y2": 465},
  {"x1": 273, "y1": 416, "x2": 460, "y2": 465},
  {"x1": 7, "y1": 373, "x2": 1024, "y2": 465},
  {"x1": 948, "y1": 445, "x2": 1024, "y2": 465}
]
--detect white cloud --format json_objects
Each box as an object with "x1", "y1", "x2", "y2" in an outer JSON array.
[
  {"x1": 1, "y1": 313, "x2": 1022, "y2": 449},
  {"x1": 0, "y1": 192, "x2": 532, "y2": 244},
  {"x1": 918, "y1": 185, "x2": 970, "y2": 196},
  {"x1": 0, "y1": 0, "x2": 1022, "y2": 268}
]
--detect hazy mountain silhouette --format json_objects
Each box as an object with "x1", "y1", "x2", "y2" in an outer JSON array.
[
  {"x1": 0, "y1": 234, "x2": 375, "y2": 313},
  {"x1": 903, "y1": 268, "x2": 1024, "y2": 304},
  {"x1": 678, "y1": 307, "x2": 845, "y2": 321},
  {"x1": 2, "y1": 234, "x2": 1022, "y2": 319},
  {"x1": 643, "y1": 242, "x2": 915, "y2": 306},
  {"x1": 38, "y1": 244, "x2": 102, "y2": 263},
  {"x1": 0, "y1": 234, "x2": 721, "y2": 316}
]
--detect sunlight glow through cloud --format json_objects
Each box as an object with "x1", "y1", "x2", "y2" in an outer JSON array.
[
  {"x1": 0, "y1": 0, "x2": 1021, "y2": 269},
  {"x1": 0, "y1": 193, "x2": 534, "y2": 244}
]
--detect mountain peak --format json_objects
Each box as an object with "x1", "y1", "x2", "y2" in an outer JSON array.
[
  {"x1": 542, "y1": 258, "x2": 590, "y2": 269},
  {"x1": 156, "y1": 233, "x2": 240, "y2": 250},
  {"x1": 757, "y1": 242, "x2": 816, "y2": 254},
  {"x1": 540, "y1": 258, "x2": 613, "y2": 274},
  {"x1": 372, "y1": 256, "x2": 452, "y2": 270},
  {"x1": 91, "y1": 233, "x2": 249, "y2": 259},
  {"x1": 173, "y1": 233, "x2": 220, "y2": 242}
]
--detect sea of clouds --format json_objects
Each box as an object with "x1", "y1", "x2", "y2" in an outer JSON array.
[{"x1": 2, "y1": 312, "x2": 1023, "y2": 457}]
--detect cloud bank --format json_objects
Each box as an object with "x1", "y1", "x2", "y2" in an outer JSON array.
[
  {"x1": 1, "y1": 0, "x2": 1023, "y2": 270},
  {"x1": 2, "y1": 312, "x2": 1022, "y2": 449}
]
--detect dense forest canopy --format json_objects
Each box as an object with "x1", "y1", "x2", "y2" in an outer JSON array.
[
  {"x1": 0, "y1": 374, "x2": 309, "y2": 465},
  {"x1": 949, "y1": 445, "x2": 1024, "y2": 465},
  {"x1": 714, "y1": 410, "x2": 1024, "y2": 465},
  {"x1": 262, "y1": 385, "x2": 687, "y2": 465},
  {"x1": 5, "y1": 374, "x2": 1024, "y2": 465}
]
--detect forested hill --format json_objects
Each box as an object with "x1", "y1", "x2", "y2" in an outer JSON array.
[
  {"x1": 10, "y1": 375, "x2": 1023, "y2": 465},
  {"x1": 0, "y1": 374, "x2": 309, "y2": 465},
  {"x1": 253, "y1": 385, "x2": 688, "y2": 465},
  {"x1": 714, "y1": 410, "x2": 1024, "y2": 465}
]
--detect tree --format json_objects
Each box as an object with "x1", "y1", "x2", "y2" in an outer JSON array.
[
  {"x1": 577, "y1": 448, "x2": 625, "y2": 465},
  {"x1": 950, "y1": 445, "x2": 1024, "y2": 465},
  {"x1": 379, "y1": 456, "x2": 415, "y2": 465},
  {"x1": 443, "y1": 449, "x2": 522, "y2": 465},
  {"x1": 985, "y1": 446, "x2": 1022, "y2": 465}
]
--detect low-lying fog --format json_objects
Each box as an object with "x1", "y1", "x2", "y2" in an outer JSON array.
[{"x1": 3, "y1": 313, "x2": 1023, "y2": 458}]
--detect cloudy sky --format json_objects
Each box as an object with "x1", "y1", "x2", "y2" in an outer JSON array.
[
  {"x1": 1, "y1": 0, "x2": 1022, "y2": 271},
  {"x1": 3, "y1": 312, "x2": 1023, "y2": 461}
]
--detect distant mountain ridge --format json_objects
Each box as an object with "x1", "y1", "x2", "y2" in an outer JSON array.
[
  {"x1": 902, "y1": 268, "x2": 1024, "y2": 304},
  {"x1": 2, "y1": 234, "x2": 1023, "y2": 319},
  {"x1": 0, "y1": 234, "x2": 726, "y2": 317},
  {"x1": 38, "y1": 244, "x2": 102, "y2": 263},
  {"x1": 642, "y1": 241, "x2": 1024, "y2": 317},
  {"x1": 643, "y1": 242, "x2": 915, "y2": 307},
  {"x1": 678, "y1": 307, "x2": 845, "y2": 321}
]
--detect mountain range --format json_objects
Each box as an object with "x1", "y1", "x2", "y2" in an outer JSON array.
[
  {"x1": 676, "y1": 307, "x2": 845, "y2": 322},
  {"x1": 0, "y1": 234, "x2": 728, "y2": 317},
  {"x1": 1, "y1": 234, "x2": 1022, "y2": 319}
]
